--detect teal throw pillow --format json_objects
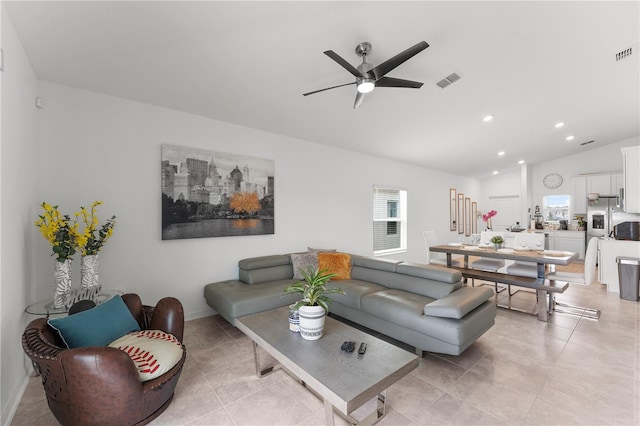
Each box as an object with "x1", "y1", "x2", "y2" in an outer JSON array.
[{"x1": 48, "y1": 295, "x2": 141, "y2": 348}]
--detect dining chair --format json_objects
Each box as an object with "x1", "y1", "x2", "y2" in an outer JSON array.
[
  {"x1": 505, "y1": 233, "x2": 546, "y2": 295},
  {"x1": 423, "y1": 230, "x2": 462, "y2": 267},
  {"x1": 471, "y1": 231, "x2": 506, "y2": 293}
]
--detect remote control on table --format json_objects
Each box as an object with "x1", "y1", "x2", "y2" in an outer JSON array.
[
  {"x1": 358, "y1": 342, "x2": 367, "y2": 355},
  {"x1": 341, "y1": 341, "x2": 356, "y2": 352}
]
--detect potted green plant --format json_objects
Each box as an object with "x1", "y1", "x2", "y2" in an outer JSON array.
[
  {"x1": 490, "y1": 235, "x2": 505, "y2": 250},
  {"x1": 284, "y1": 267, "x2": 345, "y2": 340},
  {"x1": 575, "y1": 215, "x2": 586, "y2": 231}
]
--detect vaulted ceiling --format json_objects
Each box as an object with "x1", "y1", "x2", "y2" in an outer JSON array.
[{"x1": 4, "y1": 1, "x2": 639, "y2": 178}]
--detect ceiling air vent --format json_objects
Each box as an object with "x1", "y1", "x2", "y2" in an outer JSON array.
[
  {"x1": 436, "y1": 73, "x2": 461, "y2": 89},
  {"x1": 580, "y1": 140, "x2": 595, "y2": 146}
]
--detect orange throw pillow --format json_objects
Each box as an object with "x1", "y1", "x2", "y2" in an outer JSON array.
[{"x1": 317, "y1": 252, "x2": 351, "y2": 280}]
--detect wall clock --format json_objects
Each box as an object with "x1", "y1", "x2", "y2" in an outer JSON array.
[{"x1": 543, "y1": 173, "x2": 563, "y2": 189}]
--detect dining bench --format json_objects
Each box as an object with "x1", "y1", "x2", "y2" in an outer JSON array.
[{"x1": 451, "y1": 266, "x2": 569, "y2": 321}]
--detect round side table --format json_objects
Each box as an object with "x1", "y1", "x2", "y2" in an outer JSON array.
[{"x1": 25, "y1": 292, "x2": 119, "y2": 318}]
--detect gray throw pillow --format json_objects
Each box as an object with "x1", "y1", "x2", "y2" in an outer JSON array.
[
  {"x1": 291, "y1": 253, "x2": 317, "y2": 280},
  {"x1": 307, "y1": 247, "x2": 337, "y2": 257}
]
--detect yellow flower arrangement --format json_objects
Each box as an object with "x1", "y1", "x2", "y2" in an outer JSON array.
[
  {"x1": 34, "y1": 202, "x2": 78, "y2": 262},
  {"x1": 74, "y1": 201, "x2": 116, "y2": 256}
]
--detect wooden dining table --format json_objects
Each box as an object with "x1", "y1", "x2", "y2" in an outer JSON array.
[
  {"x1": 429, "y1": 244, "x2": 579, "y2": 321},
  {"x1": 430, "y1": 244, "x2": 578, "y2": 279}
]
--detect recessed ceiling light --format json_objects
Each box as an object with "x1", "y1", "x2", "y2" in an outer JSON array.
[
  {"x1": 566, "y1": 135, "x2": 575, "y2": 141},
  {"x1": 483, "y1": 115, "x2": 494, "y2": 122},
  {"x1": 555, "y1": 122, "x2": 565, "y2": 128},
  {"x1": 492, "y1": 170, "x2": 499, "y2": 175},
  {"x1": 518, "y1": 160, "x2": 525, "y2": 165},
  {"x1": 498, "y1": 151, "x2": 505, "y2": 156}
]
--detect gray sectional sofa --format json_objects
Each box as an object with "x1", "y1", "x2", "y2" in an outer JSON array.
[{"x1": 204, "y1": 253, "x2": 496, "y2": 355}]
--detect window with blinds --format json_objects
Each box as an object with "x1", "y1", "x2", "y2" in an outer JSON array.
[{"x1": 373, "y1": 186, "x2": 407, "y2": 255}]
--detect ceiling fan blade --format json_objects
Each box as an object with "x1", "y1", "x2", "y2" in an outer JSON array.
[
  {"x1": 375, "y1": 77, "x2": 424, "y2": 89},
  {"x1": 353, "y1": 91, "x2": 365, "y2": 109},
  {"x1": 370, "y1": 41, "x2": 429, "y2": 80},
  {"x1": 324, "y1": 50, "x2": 362, "y2": 77},
  {"x1": 303, "y1": 81, "x2": 356, "y2": 96}
]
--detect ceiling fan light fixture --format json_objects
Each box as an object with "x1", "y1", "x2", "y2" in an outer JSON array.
[{"x1": 357, "y1": 79, "x2": 375, "y2": 93}]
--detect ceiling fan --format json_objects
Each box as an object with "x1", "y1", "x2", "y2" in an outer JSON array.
[{"x1": 303, "y1": 41, "x2": 429, "y2": 108}]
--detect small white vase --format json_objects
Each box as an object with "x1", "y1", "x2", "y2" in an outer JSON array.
[
  {"x1": 53, "y1": 259, "x2": 72, "y2": 308},
  {"x1": 298, "y1": 305, "x2": 326, "y2": 340},
  {"x1": 288, "y1": 304, "x2": 300, "y2": 333},
  {"x1": 81, "y1": 254, "x2": 99, "y2": 289}
]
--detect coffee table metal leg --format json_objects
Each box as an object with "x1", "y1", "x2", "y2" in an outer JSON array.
[
  {"x1": 324, "y1": 390, "x2": 387, "y2": 426},
  {"x1": 324, "y1": 399, "x2": 336, "y2": 426},
  {"x1": 252, "y1": 341, "x2": 279, "y2": 377},
  {"x1": 378, "y1": 390, "x2": 386, "y2": 419}
]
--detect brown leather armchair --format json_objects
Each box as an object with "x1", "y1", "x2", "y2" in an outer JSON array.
[{"x1": 22, "y1": 293, "x2": 186, "y2": 426}]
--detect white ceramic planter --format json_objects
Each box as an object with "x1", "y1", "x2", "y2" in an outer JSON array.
[{"x1": 298, "y1": 305, "x2": 326, "y2": 340}]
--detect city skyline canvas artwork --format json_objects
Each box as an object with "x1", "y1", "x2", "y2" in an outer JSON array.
[{"x1": 161, "y1": 144, "x2": 275, "y2": 240}]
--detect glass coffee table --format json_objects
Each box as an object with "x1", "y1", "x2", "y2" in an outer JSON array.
[{"x1": 236, "y1": 306, "x2": 419, "y2": 425}]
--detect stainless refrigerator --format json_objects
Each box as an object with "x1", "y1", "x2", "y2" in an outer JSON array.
[{"x1": 587, "y1": 196, "x2": 638, "y2": 241}]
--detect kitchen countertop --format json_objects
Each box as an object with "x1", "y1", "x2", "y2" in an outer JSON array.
[{"x1": 502, "y1": 230, "x2": 585, "y2": 234}]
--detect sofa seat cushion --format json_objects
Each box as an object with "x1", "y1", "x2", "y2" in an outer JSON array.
[
  {"x1": 326, "y1": 280, "x2": 387, "y2": 309},
  {"x1": 204, "y1": 279, "x2": 300, "y2": 322},
  {"x1": 109, "y1": 330, "x2": 183, "y2": 382},
  {"x1": 361, "y1": 289, "x2": 488, "y2": 346}
]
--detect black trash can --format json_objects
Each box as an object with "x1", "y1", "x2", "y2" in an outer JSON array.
[{"x1": 616, "y1": 256, "x2": 640, "y2": 301}]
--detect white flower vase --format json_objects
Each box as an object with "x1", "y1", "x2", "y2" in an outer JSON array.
[
  {"x1": 53, "y1": 259, "x2": 72, "y2": 308},
  {"x1": 81, "y1": 254, "x2": 99, "y2": 289},
  {"x1": 298, "y1": 305, "x2": 326, "y2": 340}
]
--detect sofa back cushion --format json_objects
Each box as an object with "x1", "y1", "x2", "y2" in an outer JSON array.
[
  {"x1": 390, "y1": 262, "x2": 463, "y2": 299},
  {"x1": 238, "y1": 255, "x2": 293, "y2": 284},
  {"x1": 350, "y1": 256, "x2": 401, "y2": 286}
]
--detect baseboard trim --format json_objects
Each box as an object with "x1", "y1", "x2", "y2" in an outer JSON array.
[
  {"x1": 2, "y1": 366, "x2": 33, "y2": 426},
  {"x1": 185, "y1": 307, "x2": 216, "y2": 322}
]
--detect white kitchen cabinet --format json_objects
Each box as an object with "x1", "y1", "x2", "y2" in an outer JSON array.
[
  {"x1": 621, "y1": 146, "x2": 640, "y2": 213},
  {"x1": 611, "y1": 173, "x2": 624, "y2": 197},
  {"x1": 554, "y1": 230, "x2": 585, "y2": 259},
  {"x1": 587, "y1": 174, "x2": 612, "y2": 195},
  {"x1": 572, "y1": 176, "x2": 587, "y2": 214}
]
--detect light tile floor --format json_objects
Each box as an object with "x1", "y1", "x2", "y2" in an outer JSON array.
[{"x1": 12, "y1": 276, "x2": 640, "y2": 426}]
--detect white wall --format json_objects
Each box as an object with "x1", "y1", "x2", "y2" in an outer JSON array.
[
  {"x1": 1, "y1": 16, "x2": 479, "y2": 414},
  {"x1": 31, "y1": 81, "x2": 479, "y2": 320},
  {"x1": 1, "y1": 6, "x2": 39, "y2": 423},
  {"x1": 530, "y1": 137, "x2": 639, "y2": 206}
]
